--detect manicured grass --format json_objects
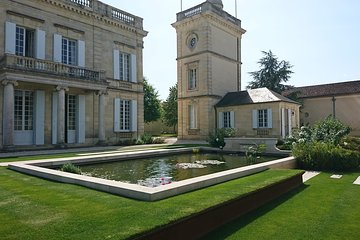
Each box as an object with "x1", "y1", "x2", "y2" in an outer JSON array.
[
  {"x1": 0, "y1": 167, "x2": 300, "y2": 240},
  {"x1": 203, "y1": 170, "x2": 360, "y2": 240}
]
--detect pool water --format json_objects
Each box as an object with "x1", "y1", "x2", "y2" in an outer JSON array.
[{"x1": 79, "y1": 153, "x2": 275, "y2": 184}]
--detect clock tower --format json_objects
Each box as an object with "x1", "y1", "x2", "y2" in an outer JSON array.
[{"x1": 172, "y1": 0, "x2": 246, "y2": 140}]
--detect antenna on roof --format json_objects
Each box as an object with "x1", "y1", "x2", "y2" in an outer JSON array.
[
  {"x1": 235, "y1": 0, "x2": 238, "y2": 18},
  {"x1": 181, "y1": 0, "x2": 183, "y2": 11}
]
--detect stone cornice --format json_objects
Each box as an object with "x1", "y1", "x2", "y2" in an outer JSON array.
[
  {"x1": 178, "y1": 94, "x2": 223, "y2": 100},
  {"x1": 178, "y1": 50, "x2": 240, "y2": 64},
  {"x1": 173, "y1": 11, "x2": 246, "y2": 36},
  {"x1": 36, "y1": 0, "x2": 148, "y2": 37}
]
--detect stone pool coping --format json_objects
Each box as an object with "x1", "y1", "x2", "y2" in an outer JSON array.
[{"x1": 8, "y1": 148, "x2": 297, "y2": 201}]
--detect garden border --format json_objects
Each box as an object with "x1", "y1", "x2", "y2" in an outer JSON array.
[{"x1": 134, "y1": 171, "x2": 304, "y2": 240}]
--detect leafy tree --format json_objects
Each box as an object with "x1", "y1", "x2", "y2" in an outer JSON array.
[
  {"x1": 162, "y1": 84, "x2": 178, "y2": 133},
  {"x1": 143, "y1": 78, "x2": 162, "y2": 123},
  {"x1": 247, "y1": 50, "x2": 294, "y2": 93}
]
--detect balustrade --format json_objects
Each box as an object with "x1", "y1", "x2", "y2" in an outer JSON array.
[{"x1": 1, "y1": 54, "x2": 105, "y2": 82}]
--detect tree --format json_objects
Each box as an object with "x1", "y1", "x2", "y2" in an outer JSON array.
[
  {"x1": 247, "y1": 50, "x2": 294, "y2": 93},
  {"x1": 162, "y1": 84, "x2": 178, "y2": 133},
  {"x1": 143, "y1": 78, "x2": 162, "y2": 123}
]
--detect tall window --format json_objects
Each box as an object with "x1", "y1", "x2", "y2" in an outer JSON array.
[
  {"x1": 15, "y1": 26, "x2": 35, "y2": 57},
  {"x1": 62, "y1": 38, "x2": 77, "y2": 65},
  {"x1": 189, "y1": 105, "x2": 198, "y2": 129},
  {"x1": 67, "y1": 95, "x2": 76, "y2": 131},
  {"x1": 119, "y1": 52, "x2": 130, "y2": 81},
  {"x1": 188, "y1": 68, "x2": 197, "y2": 90},
  {"x1": 258, "y1": 109, "x2": 268, "y2": 128},
  {"x1": 14, "y1": 90, "x2": 34, "y2": 131},
  {"x1": 120, "y1": 100, "x2": 131, "y2": 131},
  {"x1": 223, "y1": 112, "x2": 232, "y2": 128}
]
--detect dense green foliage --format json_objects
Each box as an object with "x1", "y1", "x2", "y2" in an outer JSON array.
[
  {"x1": 143, "y1": 78, "x2": 162, "y2": 123},
  {"x1": 162, "y1": 83, "x2": 178, "y2": 133},
  {"x1": 60, "y1": 163, "x2": 82, "y2": 174},
  {"x1": 0, "y1": 168, "x2": 300, "y2": 240},
  {"x1": 245, "y1": 144, "x2": 267, "y2": 164},
  {"x1": 247, "y1": 50, "x2": 293, "y2": 93},
  {"x1": 289, "y1": 117, "x2": 359, "y2": 171},
  {"x1": 293, "y1": 141, "x2": 360, "y2": 171},
  {"x1": 205, "y1": 171, "x2": 360, "y2": 240},
  {"x1": 208, "y1": 128, "x2": 236, "y2": 148},
  {"x1": 136, "y1": 133, "x2": 165, "y2": 145}
]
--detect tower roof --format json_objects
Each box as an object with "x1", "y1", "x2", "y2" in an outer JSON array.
[{"x1": 207, "y1": 0, "x2": 223, "y2": 9}]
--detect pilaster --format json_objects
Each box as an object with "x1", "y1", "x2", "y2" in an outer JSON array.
[{"x1": 55, "y1": 85, "x2": 68, "y2": 148}]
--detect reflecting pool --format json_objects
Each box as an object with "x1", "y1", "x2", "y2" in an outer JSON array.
[{"x1": 80, "y1": 153, "x2": 275, "y2": 184}]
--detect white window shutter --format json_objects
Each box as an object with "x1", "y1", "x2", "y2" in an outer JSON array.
[
  {"x1": 230, "y1": 111, "x2": 235, "y2": 128},
  {"x1": 131, "y1": 100, "x2": 138, "y2": 132},
  {"x1": 130, "y1": 54, "x2": 137, "y2": 83},
  {"x1": 252, "y1": 109, "x2": 258, "y2": 129},
  {"x1": 5, "y1": 21, "x2": 16, "y2": 54},
  {"x1": 77, "y1": 40, "x2": 85, "y2": 67},
  {"x1": 35, "y1": 29, "x2": 46, "y2": 59},
  {"x1": 76, "y1": 95, "x2": 86, "y2": 143},
  {"x1": 218, "y1": 112, "x2": 224, "y2": 128},
  {"x1": 268, "y1": 108, "x2": 273, "y2": 128},
  {"x1": 53, "y1": 34, "x2": 62, "y2": 62},
  {"x1": 288, "y1": 109, "x2": 292, "y2": 135},
  {"x1": 113, "y1": 50, "x2": 120, "y2": 80},
  {"x1": 114, "y1": 98, "x2": 121, "y2": 132},
  {"x1": 52, "y1": 92, "x2": 58, "y2": 144},
  {"x1": 34, "y1": 91, "x2": 45, "y2": 145}
]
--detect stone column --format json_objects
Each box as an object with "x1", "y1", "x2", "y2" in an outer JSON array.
[
  {"x1": 97, "y1": 90, "x2": 108, "y2": 145},
  {"x1": 2, "y1": 80, "x2": 18, "y2": 149},
  {"x1": 56, "y1": 86, "x2": 68, "y2": 148}
]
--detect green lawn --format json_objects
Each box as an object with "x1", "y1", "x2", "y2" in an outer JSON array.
[
  {"x1": 203, "y1": 171, "x2": 360, "y2": 240},
  {"x1": 0, "y1": 167, "x2": 300, "y2": 240}
]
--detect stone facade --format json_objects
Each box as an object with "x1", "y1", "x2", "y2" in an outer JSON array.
[
  {"x1": 300, "y1": 94, "x2": 360, "y2": 136},
  {"x1": 173, "y1": 0, "x2": 246, "y2": 140},
  {"x1": 0, "y1": 0, "x2": 147, "y2": 149}
]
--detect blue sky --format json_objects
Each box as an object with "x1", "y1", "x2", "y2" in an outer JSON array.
[{"x1": 103, "y1": 0, "x2": 360, "y2": 100}]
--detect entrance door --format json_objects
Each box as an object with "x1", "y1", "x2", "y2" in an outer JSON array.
[{"x1": 14, "y1": 90, "x2": 34, "y2": 145}]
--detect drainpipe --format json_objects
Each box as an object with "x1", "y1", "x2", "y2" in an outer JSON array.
[{"x1": 332, "y1": 96, "x2": 336, "y2": 118}]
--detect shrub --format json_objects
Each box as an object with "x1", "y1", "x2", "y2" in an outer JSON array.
[
  {"x1": 293, "y1": 141, "x2": 360, "y2": 171},
  {"x1": 60, "y1": 163, "x2": 82, "y2": 174},
  {"x1": 208, "y1": 128, "x2": 236, "y2": 149},
  {"x1": 340, "y1": 136, "x2": 360, "y2": 152},
  {"x1": 245, "y1": 144, "x2": 267, "y2": 164},
  {"x1": 152, "y1": 137, "x2": 165, "y2": 144},
  {"x1": 311, "y1": 116, "x2": 351, "y2": 145},
  {"x1": 136, "y1": 133, "x2": 154, "y2": 145}
]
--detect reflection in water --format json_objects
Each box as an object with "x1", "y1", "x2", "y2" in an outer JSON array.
[{"x1": 80, "y1": 153, "x2": 274, "y2": 184}]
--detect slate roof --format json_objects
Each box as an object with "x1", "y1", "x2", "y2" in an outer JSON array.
[
  {"x1": 282, "y1": 80, "x2": 360, "y2": 98},
  {"x1": 216, "y1": 87, "x2": 300, "y2": 107}
]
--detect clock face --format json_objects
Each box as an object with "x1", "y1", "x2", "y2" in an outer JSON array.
[
  {"x1": 188, "y1": 34, "x2": 198, "y2": 49},
  {"x1": 190, "y1": 37, "x2": 196, "y2": 47}
]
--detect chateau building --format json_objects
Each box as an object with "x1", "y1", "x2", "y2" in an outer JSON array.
[
  {"x1": 0, "y1": 0, "x2": 147, "y2": 150},
  {"x1": 173, "y1": 0, "x2": 300, "y2": 140}
]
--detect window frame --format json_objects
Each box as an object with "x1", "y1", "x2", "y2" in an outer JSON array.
[
  {"x1": 189, "y1": 104, "x2": 198, "y2": 130},
  {"x1": 62, "y1": 37, "x2": 77, "y2": 66},
  {"x1": 14, "y1": 90, "x2": 34, "y2": 131},
  {"x1": 258, "y1": 109, "x2": 268, "y2": 128}
]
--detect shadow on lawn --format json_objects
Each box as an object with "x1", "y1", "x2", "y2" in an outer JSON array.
[{"x1": 201, "y1": 184, "x2": 309, "y2": 240}]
